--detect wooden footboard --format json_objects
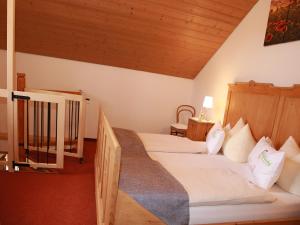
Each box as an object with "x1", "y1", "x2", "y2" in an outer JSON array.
[
  {"x1": 95, "y1": 110, "x2": 121, "y2": 225},
  {"x1": 95, "y1": 110, "x2": 166, "y2": 225}
]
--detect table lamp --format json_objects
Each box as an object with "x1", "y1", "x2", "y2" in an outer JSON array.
[{"x1": 199, "y1": 96, "x2": 214, "y2": 121}]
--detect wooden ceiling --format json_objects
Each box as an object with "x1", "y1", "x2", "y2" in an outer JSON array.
[{"x1": 0, "y1": 0, "x2": 257, "y2": 79}]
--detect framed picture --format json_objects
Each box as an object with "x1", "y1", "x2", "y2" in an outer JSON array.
[{"x1": 264, "y1": 0, "x2": 300, "y2": 46}]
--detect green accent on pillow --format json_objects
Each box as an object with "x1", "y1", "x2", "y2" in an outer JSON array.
[{"x1": 259, "y1": 150, "x2": 272, "y2": 166}]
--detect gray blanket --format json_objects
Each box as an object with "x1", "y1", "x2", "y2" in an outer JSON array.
[{"x1": 114, "y1": 128, "x2": 189, "y2": 225}]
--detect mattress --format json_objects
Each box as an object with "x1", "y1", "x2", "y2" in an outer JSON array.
[
  {"x1": 147, "y1": 152, "x2": 300, "y2": 224},
  {"x1": 138, "y1": 133, "x2": 207, "y2": 153}
]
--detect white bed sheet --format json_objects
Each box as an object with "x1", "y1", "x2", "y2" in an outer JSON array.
[
  {"x1": 147, "y1": 152, "x2": 300, "y2": 224},
  {"x1": 190, "y1": 185, "x2": 300, "y2": 224},
  {"x1": 148, "y1": 153, "x2": 262, "y2": 205},
  {"x1": 138, "y1": 133, "x2": 207, "y2": 153}
]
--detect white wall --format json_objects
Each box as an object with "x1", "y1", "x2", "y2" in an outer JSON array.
[
  {"x1": 192, "y1": 0, "x2": 300, "y2": 122},
  {"x1": 2, "y1": 51, "x2": 193, "y2": 138}
]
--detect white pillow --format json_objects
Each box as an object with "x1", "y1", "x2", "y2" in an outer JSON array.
[
  {"x1": 293, "y1": 154, "x2": 300, "y2": 163},
  {"x1": 222, "y1": 118, "x2": 245, "y2": 148},
  {"x1": 206, "y1": 121, "x2": 223, "y2": 141},
  {"x1": 248, "y1": 137, "x2": 273, "y2": 168},
  {"x1": 277, "y1": 158, "x2": 300, "y2": 196},
  {"x1": 206, "y1": 122, "x2": 225, "y2": 155},
  {"x1": 280, "y1": 136, "x2": 300, "y2": 159},
  {"x1": 229, "y1": 118, "x2": 245, "y2": 137},
  {"x1": 223, "y1": 124, "x2": 256, "y2": 163},
  {"x1": 250, "y1": 141, "x2": 285, "y2": 190},
  {"x1": 224, "y1": 123, "x2": 231, "y2": 133}
]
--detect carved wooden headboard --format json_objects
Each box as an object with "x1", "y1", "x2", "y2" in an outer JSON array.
[{"x1": 223, "y1": 81, "x2": 300, "y2": 149}]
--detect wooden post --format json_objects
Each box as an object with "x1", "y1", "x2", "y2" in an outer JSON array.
[
  {"x1": 6, "y1": 0, "x2": 16, "y2": 171},
  {"x1": 17, "y1": 73, "x2": 26, "y2": 145},
  {"x1": 77, "y1": 96, "x2": 86, "y2": 160}
]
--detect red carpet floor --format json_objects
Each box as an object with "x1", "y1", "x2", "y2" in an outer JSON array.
[{"x1": 0, "y1": 140, "x2": 97, "y2": 225}]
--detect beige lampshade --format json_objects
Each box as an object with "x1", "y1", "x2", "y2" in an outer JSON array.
[{"x1": 202, "y1": 96, "x2": 214, "y2": 109}]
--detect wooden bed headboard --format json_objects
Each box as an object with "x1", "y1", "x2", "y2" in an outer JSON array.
[{"x1": 223, "y1": 81, "x2": 300, "y2": 149}]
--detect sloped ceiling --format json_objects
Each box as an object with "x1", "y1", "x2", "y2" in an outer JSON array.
[{"x1": 0, "y1": 0, "x2": 257, "y2": 79}]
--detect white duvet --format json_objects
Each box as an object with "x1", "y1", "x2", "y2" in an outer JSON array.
[
  {"x1": 138, "y1": 133, "x2": 207, "y2": 153},
  {"x1": 147, "y1": 153, "x2": 276, "y2": 207}
]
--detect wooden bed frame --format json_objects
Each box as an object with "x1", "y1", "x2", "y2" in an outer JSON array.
[
  {"x1": 223, "y1": 80, "x2": 300, "y2": 148},
  {"x1": 95, "y1": 81, "x2": 300, "y2": 225}
]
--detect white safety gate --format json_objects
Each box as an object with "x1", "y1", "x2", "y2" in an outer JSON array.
[
  {"x1": 0, "y1": 89, "x2": 86, "y2": 171},
  {"x1": 12, "y1": 90, "x2": 66, "y2": 169}
]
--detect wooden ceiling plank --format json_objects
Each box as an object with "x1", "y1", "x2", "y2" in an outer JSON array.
[
  {"x1": 145, "y1": 0, "x2": 243, "y2": 24},
  {"x1": 107, "y1": 0, "x2": 238, "y2": 28},
  {"x1": 16, "y1": 23, "x2": 211, "y2": 64},
  {"x1": 16, "y1": 10, "x2": 218, "y2": 55},
  {"x1": 16, "y1": 28, "x2": 213, "y2": 61},
  {"x1": 16, "y1": 27, "x2": 206, "y2": 77},
  {"x1": 17, "y1": 0, "x2": 226, "y2": 47},
  {"x1": 51, "y1": 0, "x2": 235, "y2": 34},
  {"x1": 57, "y1": 0, "x2": 228, "y2": 42},
  {"x1": 24, "y1": 40, "x2": 199, "y2": 78},
  {"x1": 16, "y1": 2, "x2": 222, "y2": 51},
  {"x1": 182, "y1": 0, "x2": 250, "y2": 18},
  {"x1": 210, "y1": 0, "x2": 258, "y2": 12}
]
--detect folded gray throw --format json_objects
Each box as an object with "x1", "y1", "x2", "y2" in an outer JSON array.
[{"x1": 114, "y1": 128, "x2": 189, "y2": 225}]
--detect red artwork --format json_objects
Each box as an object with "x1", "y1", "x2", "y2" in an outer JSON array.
[{"x1": 264, "y1": 0, "x2": 300, "y2": 46}]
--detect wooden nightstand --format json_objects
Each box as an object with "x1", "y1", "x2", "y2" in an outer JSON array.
[{"x1": 186, "y1": 118, "x2": 214, "y2": 141}]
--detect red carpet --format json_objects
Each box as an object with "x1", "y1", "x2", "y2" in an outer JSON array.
[{"x1": 0, "y1": 140, "x2": 97, "y2": 225}]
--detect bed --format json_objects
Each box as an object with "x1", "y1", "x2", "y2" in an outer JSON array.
[
  {"x1": 148, "y1": 152, "x2": 300, "y2": 224},
  {"x1": 95, "y1": 81, "x2": 300, "y2": 225}
]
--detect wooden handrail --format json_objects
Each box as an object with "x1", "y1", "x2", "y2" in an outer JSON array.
[{"x1": 43, "y1": 90, "x2": 82, "y2": 95}]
